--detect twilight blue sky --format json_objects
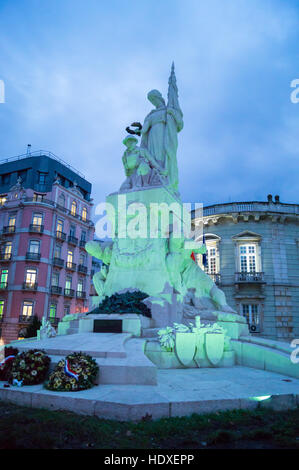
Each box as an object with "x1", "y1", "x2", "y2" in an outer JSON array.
[{"x1": 0, "y1": 0, "x2": 299, "y2": 211}]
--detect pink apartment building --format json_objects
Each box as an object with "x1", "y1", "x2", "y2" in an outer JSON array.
[{"x1": 0, "y1": 151, "x2": 95, "y2": 343}]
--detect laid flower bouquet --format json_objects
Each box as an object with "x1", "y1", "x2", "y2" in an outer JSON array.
[
  {"x1": 10, "y1": 349, "x2": 51, "y2": 386},
  {"x1": 0, "y1": 346, "x2": 19, "y2": 382},
  {"x1": 45, "y1": 352, "x2": 99, "y2": 392}
]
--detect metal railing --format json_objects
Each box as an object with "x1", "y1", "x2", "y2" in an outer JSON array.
[
  {"x1": 64, "y1": 288, "x2": 75, "y2": 297},
  {"x1": 26, "y1": 252, "x2": 41, "y2": 261},
  {"x1": 53, "y1": 257, "x2": 64, "y2": 268},
  {"x1": 235, "y1": 272, "x2": 265, "y2": 283},
  {"x1": 0, "y1": 150, "x2": 86, "y2": 180},
  {"x1": 78, "y1": 264, "x2": 87, "y2": 274},
  {"x1": 29, "y1": 224, "x2": 44, "y2": 233},
  {"x1": 22, "y1": 282, "x2": 38, "y2": 291},
  {"x1": 50, "y1": 285, "x2": 62, "y2": 295}
]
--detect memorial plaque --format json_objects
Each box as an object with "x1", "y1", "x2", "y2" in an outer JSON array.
[{"x1": 93, "y1": 319, "x2": 122, "y2": 333}]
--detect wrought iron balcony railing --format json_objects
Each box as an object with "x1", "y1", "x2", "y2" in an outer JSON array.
[
  {"x1": 0, "y1": 252, "x2": 12, "y2": 261},
  {"x1": 78, "y1": 264, "x2": 87, "y2": 274},
  {"x1": 29, "y1": 224, "x2": 44, "y2": 233},
  {"x1": 68, "y1": 235, "x2": 78, "y2": 246},
  {"x1": 56, "y1": 230, "x2": 66, "y2": 241},
  {"x1": 50, "y1": 285, "x2": 62, "y2": 295},
  {"x1": 64, "y1": 288, "x2": 75, "y2": 297},
  {"x1": 206, "y1": 272, "x2": 221, "y2": 285},
  {"x1": 26, "y1": 252, "x2": 41, "y2": 261},
  {"x1": 66, "y1": 261, "x2": 76, "y2": 271},
  {"x1": 235, "y1": 272, "x2": 265, "y2": 283},
  {"x1": 2, "y1": 225, "x2": 16, "y2": 234},
  {"x1": 0, "y1": 281, "x2": 8, "y2": 289},
  {"x1": 53, "y1": 257, "x2": 64, "y2": 268},
  {"x1": 22, "y1": 282, "x2": 38, "y2": 291},
  {"x1": 76, "y1": 290, "x2": 86, "y2": 299}
]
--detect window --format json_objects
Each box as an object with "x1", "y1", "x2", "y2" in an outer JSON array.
[
  {"x1": 81, "y1": 230, "x2": 86, "y2": 242},
  {"x1": 49, "y1": 303, "x2": 57, "y2": 319},
  {"x1": 239, "y1": 245, "x2": 256, "y2": 273},
  {"x1": 69, "y1": 225, "x2": 76, "y2": 237},
  {"x1": 32, "y1": 213, "x2": 43, "y2": 226},
  {"x1": 67, "y1": 250, "x2": 73, "y2": 266},
  {"x1": 79, "y1": 253, "x2": 86, "y2": 266},
  {"x1": 3, "y1": 241, "x2": 12, "y2": 259},
  {"x1": 33, "y1": 193, "x2": 44, "y2": 202},
  {"x1": 0, "y1": 300, "x2": 4, "y2": 318},
  {"x1": 8, "y1": 214, "x2": 16, "y2": 228},
  {"x1": 71, "y1": 200, "x2": 77, "y2": 216},
  {"x1": 64, "y1": 305, "x2": 70, "y2": 316},
  {"x1": 0, "y1": 269, "x2": 8, "y2": 288},
  {"x1": 65, "y1": 276, "x2": 72, "y2": 290},
  {"x1": 2, "y1": 174, "x2": 10, "y2": 184},
  {"x1": 242, "y1": 304, "x2": 260, "y2": 327},
  {"x1": 205, "y1": 247, "x2": 217, "y2": 274},
  {"x1": 25, "y1": 268, "x2": 37, "y2": 286},
  {"x1": 52, "y1": 272, "x2": 59, "y2": 287},
  {"x1": 29, "y1": 240, "x2": 40, "y2": 254},
  {"x1": 77, "y1": 279, "x2": 84, "y2": 293},
  {"x1": 82, "y1": 207, "x2": 87, "y2": 222},
  {"x1": 58, "y1": 193, "x2": 65, "y2": 207},
  {"x1": 38, "y1": 172, "x2": 47, "y2": 184},
  {"x1": 54, "y1": 244, "x2": 62, "y2": 259},
  {"x1": 56, "y1": 219, "x2": 64, "y2": 233},
  {"x1": 22, "y1": 301, "x2": 33, "y2": 317},
  {"x1": 0, "y1": 195, "x2": 7, "y2": 206}
]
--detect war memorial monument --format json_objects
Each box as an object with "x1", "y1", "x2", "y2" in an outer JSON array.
[{"x1": 1, "y1": 65, "x2": 299, "y2": 421}]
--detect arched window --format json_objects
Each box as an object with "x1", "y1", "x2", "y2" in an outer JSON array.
[
  {"x1": 82, "y1": 207, "x2": 87, "y2": 222},
  {"x1": 71, "y1": 200, "x2": 77, "y2": 216}
]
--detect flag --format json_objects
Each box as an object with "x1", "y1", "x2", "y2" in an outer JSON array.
[{"x1": 202, "y1": 235, "x2": 208, "y2": 267}]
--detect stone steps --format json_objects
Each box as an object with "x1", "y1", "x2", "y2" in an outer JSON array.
[{"x1": 142, "y1": 327, "x2": 160, "y2": 339}]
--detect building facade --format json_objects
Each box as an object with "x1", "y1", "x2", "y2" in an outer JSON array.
[
  {"x1": 0, "y1": 151, "x2": 94, "y2": 343},
  {"x1": 193, "y1": 195, "x2": 299, "y2": 341}
]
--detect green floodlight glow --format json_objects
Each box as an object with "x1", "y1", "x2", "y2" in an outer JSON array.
[{"x1": 251, "y1": 395, "x2": 272, "y2": 402}]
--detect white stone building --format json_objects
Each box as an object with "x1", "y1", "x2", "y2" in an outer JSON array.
[{"x1": 192, "y1": 194, "x2": 299, "y2": 341}]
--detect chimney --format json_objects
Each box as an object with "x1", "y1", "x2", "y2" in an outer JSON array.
[
  {"x1": 267, "y1": 194, "x2": 273, "y2": 203},
  {"x1": 274, "y1": 195, "x2": 280, "y2": 203}
]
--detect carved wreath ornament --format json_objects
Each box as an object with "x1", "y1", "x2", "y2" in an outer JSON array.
[{"x1": 125, "y1": 122, "x2": 142, "y2": 136}]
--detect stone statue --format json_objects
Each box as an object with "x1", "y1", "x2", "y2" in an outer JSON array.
[
  {"x1": 140, "y1": 63, "x2": 183, "y2": 193},
  {"x1": 120, "y1": 135, "x2": 167, "y2": 191},
  {"x1": 165, "y1": 233, "x2": 236, "y2": 318},
  {"x1": 40, "y1": 317, "x2": 57, "y2": 340}
]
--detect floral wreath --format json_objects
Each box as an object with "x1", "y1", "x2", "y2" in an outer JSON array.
[
  {"x1": 45, "y1": 352, "x2": 99, "y2": 392},
  {"x1": 0, "y1": 347, "x2": 19, "y2": 382},
  {"x1": 10, "y1": 349, "x2": 51, "y2": 386}
]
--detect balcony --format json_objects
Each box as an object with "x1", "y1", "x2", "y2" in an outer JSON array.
[
  {"x1": 29, "y1": 224, "x2": 44, "y2": 234},
  {"x1": 68, "y1": 235, "x2": 78, "y2": 246},
  {"x1": 0, "y1": 253, "x2": 12, "y2": 262},
  {"x1": 49, "y1": 317, "x2": 60, "y2": 326},
  {"x1": 56, "y1": 230, "x2": 66, "y2": 242},
  {"x1": 22, "y1": 282, "x2": 38, "y2": 291},
  {"x1": 79, "y1": 240, "x2": 86, "y2": 248},
  {"x1": 78, "y1": 264, "x2": 87, "y2": 274},
  {"x1": 19, "y1": 315, "x2": 33, "y2": 323},
  {"x1": 26, "y1": 252, "x2": 41, "y2": 261},
  {"x1": 53, "y1": 257, "x2": 64, "y2": 268},
  {"x1": 64, "y1": 288, "x2": 75, "y2": 297},
  {"x1": 66, "y1": 261, "x2": 76, "y2": 271},
  {"x1": 76, "y1": 290, "x2": 86, "y2": 299},
  {"x1": 2, "y1": 225, "x2": 16, "y2": 234},
  {"x1": 235, "y1": 272, "x2": 265, "y2": 283},
  {"x1": 0, "y1": 281, "x2": 7, "y2": 290},
  {"x1": 206, "y1": 273, "x2": 221, "y2": 285},
  {"x1": 50, "y1": 285, "x2": 62, "y2": 295}
]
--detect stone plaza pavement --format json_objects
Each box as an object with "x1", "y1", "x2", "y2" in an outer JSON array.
[{"x1": 1, "y1": 366, "x2": 299, "y2": 421}]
